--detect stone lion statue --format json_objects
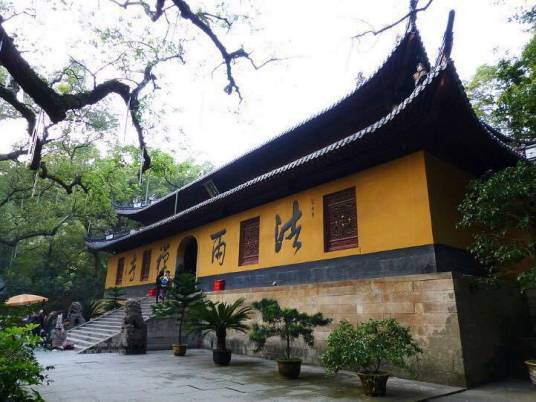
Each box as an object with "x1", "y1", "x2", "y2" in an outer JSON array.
[
  {"x1": 67, "y1": 301, "x2": 86, "y2": 327},
  {"x1": 120, "y1": 300, "x2": 147, "y2": 354}
]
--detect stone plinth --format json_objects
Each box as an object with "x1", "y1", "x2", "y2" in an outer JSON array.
[{"x1": 206, "y1": 272, "x2": 525, "y2": 387}]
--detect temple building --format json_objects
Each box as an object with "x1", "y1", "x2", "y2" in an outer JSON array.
[{"x1": 87, "y1": 14, "x2": 527, "y2": 387}]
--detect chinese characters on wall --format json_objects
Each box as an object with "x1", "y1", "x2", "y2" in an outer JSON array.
[
  {"x1": 207, "y1": 200, "x2": 304, "y2": 266},
  {"x1": 275, "y1": 200, "x2": 302, "y2": 254},
  {"x1": 211, "y1": 229, "x2": 227, "y2": 265},
  {"x1": 128, "y1": 254, "x2": 137, "y2": 282},
  {"x1": 156, "y1": 243, "x2": 170, "y2": 274}
]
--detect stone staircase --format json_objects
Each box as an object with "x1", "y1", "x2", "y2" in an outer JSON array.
[{"x1": 67, "y1": 297, "x2": 155, "y2": 353}]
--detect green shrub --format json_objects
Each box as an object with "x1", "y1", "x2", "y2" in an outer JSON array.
[
  {"x1": 321, "y1": 319, "x2": 422, "y2": 374},
  {"x1": 188, "y1": 298, "x2": 252, "y2": 350},
  {"x1": 152, "y1": 272, "x2": 205, "y2": 344},
  {"x1": 249, "y1": 298, "x2": 331, "y2": 360},
  {"x1": 102, "y1": 287, "x2": 126, "y2": 312},
  {"x1": 0, "y1": 324, "x2": 51, "y2": 401}
]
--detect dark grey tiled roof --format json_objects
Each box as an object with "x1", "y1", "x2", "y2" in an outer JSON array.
[
  {"x1": 87, "y1": 62, "x2": 447, "y2": 251},
  {"x1": 115, "y1": 30, "x2": 429, "y2": 217}
]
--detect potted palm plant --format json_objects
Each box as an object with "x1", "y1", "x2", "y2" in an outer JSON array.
[
  {"x1": 152, "y1": 272, "x2": 205, "y2": 356},
  {"x1": 321, "y1": 319, "x2": 422, "y2": 397},
  {"x1": 249, "y1": 298, "x2": 330, "y2": 379},
  {"x1": 188, "y1": 298, "x2": 253, "y2": 365}
]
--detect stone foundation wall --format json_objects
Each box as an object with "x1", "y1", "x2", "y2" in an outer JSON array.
[
  {"x1": 146, "y1": 317, "x2": 201, "y2": 351},
  {"x1": 204, "y1": 272, "x2": 525, "y2": 387},
  {"x1": 453, "y1": 278, "x2": 526, "y2": 386}
]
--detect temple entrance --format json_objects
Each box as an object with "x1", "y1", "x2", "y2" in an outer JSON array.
[{"x1": 176, "y1": 236, "x2": 198, "y2": 276}]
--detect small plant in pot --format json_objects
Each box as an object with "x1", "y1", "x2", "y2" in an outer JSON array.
[
  {"x1": 526, "y1": 360, "x2": 536, "y2": 385},
  {"x1": 249, "y1": 298, "x2": 331, "y2": 379},
  {"x1": 321, "y1": 319, "x2": 422, "y2": 397},
  {"x1": 152, "y1": 272, "x2": 205, "y2": 356},
  {"x1": 189, "y1": 298, "x2": 253, "y2": 366}
]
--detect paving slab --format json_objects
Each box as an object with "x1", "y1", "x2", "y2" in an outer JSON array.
[
  {"x1": 34, "y1": 349, "x2": 462, "y2": 402},
  {"x1": 433, "y1": 378, "x2": 535, "y2": 402}
]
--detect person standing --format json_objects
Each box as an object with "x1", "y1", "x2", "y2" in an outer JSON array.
[
  {"x1": 155, "y1": 271, "x2": 163, "y2": 303},
  {"x1": 159, "y1": 270, "x2": 170, "y2": 302}
]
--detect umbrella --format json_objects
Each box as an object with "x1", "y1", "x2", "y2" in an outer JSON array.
[{"x1": 5, "y1": 294, "x2": 48, "y2": 306}]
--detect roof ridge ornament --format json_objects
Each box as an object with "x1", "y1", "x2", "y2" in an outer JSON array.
[
  {"x1": 407, "y1": 0, "x2": 419, "y2": 32},
  {"x1": 435, "y1": 10, "x2": 455, "y2": 67}
]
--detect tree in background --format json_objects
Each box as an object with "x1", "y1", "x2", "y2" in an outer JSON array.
[
  {"x1": 0, "y1": 0, "x2": 274, "y2": 173},
  {"x1": 461, "y1": 5, "x2": 536, "y2": 289},
  {"x1": 0, "y1": 140, "x2": 210, "y2": 311}
]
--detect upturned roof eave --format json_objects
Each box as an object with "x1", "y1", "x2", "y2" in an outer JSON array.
[{"x1": 114, "y1": 28, "x2": 430, "y2": 221}]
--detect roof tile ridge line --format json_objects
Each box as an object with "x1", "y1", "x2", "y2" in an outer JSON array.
[
  {"x1": 90, "y1": 64, "x2": 447, "y2": 249},
  {"x1": 411, "y1": 28, "x2": 431, "y2": 67},
  {"x1": 120, "y1": 29, "x2": 424, "y2": 214},
  {"x1": 443, "y1": 60, "x2": 524, "y2": 159}
]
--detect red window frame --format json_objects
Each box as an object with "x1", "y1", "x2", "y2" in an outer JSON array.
[
  {"x1": 140, "y1": 250, "x2": 152, "y2": 281},
  {"x1": 115, "y1": 257, "x2": 125, "y2": 285},
  {"x1": 238, "y1": 217, "x2": 260, "y2": 266},
  {"x1": 323, "y1": 187, "x2": 358, "y2": 252}
]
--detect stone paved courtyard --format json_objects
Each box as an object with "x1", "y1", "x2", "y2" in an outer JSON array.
[{"x1": 34, "y1": 349, "x2": 464, "y2": 402}]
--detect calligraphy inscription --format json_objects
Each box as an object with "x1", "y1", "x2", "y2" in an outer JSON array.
[
  {"x1": 211, "y1": 229, "x2": 227, "y2": 265},
  {"x1": 128, "y1": 255, "x2": 137, "y2": 282},
  {"x1": 275, "y1": 200, "x2": 302, "y2": 254},
  {"x1": 156, "y1": 243, "x2": 170, "y2": 273}
]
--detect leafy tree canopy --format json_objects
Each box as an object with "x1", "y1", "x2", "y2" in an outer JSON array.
[
  {"x1": 467, "y1": 4, "x2": 536, "y2": 144},
  {"x1": 462, "y1": 5, "x2": 536, "y2": 289},
  {"x1": 0, "y1": 141, "x2": 210, "y2": 311}
]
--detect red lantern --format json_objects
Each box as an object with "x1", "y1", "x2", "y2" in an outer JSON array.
[{"x1": 213, "y1": 280, "x2": 225, "y2": 291}]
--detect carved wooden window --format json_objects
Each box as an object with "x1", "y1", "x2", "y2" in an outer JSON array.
[
  {"x1": 323, "y1": 187, "x2": 358, "y2": 252},
  {"x1": 115, "y1": 257, "x2": 125, "y2": 286},
  {"x1": 239, "y1": 217, "x2": 260, "y2": 266},
  {"x1": 140, "y1": 250, "x2": 152, "y2": 281}
]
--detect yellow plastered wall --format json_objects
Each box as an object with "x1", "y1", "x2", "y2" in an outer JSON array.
[
  {"x1": 106, "y1": 151, "x2": 436, "y2": 289},
  {"x1": 424, "y1": 153, "x2": 474, "y2": 249}
]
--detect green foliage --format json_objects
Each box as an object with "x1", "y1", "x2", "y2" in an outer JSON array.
[
  {"x1": 249, "y1": 299, "x2": 331, "y2": 360},
  {"x1": 0, "y1": 324, "x2": 50, "y2": 402},
  {"x1": 458, "y1": 162, "x2": 536, "y2": 289},
  {"x1": 0, "y1": 304, "x2": 33, "y2": 329},
  {"x1": 467, "y1": 6, "x2": 536, "y2": 144},
  {"x1": 0, "y1": 141, "x2": 209, "y2": 312},
  {"x1": 188, "y1": 298, "x2": 252, "y2": 350},
  {"x1": 82, "y1": 299, "x2": 105, "y2": 321},
  {"x1": 102, "y1": 287, "x2": 125, "y2": 312},
  {"x1": 152, "y1": 272, "x2": 205, "y2": 344},
  {"x1": 321, "y1": 319, "x2": 422, "y2": 375}
]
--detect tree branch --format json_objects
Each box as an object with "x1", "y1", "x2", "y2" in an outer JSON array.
[
  {"x1": 171, "y1": 0, "x2": 250, "y2": 98},
  {"x1": 0, "y1": 185, "x2": 34, "y2": 209},
  {"x1": 352, "y1": 0, "x2": 434, "y2": 40},
  {"x1": 38, "y1": 162, "x2": 88, "y2": 194},
  {"x1": 0, "y1": 84, "x2": 36, "y2": 135},
  {"x1": 0, "y1": 214, "x2": 71, "y2": 247},
  {"x1": 0, "y1": 18, "x2": 153, "y2": 171}
]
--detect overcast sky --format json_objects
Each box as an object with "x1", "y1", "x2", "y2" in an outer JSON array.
[{"x1": 0, "y1": 0, "x2": 532, "y2": 167}]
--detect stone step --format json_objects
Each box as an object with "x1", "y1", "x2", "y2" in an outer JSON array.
[
  {"x1": 75, "y1": 327, "x2": 118, "y2": 336},
  {"x1": 67, "y1": 337, "x2": 94, "y2": 349},
  {"x1": 86, "y1": 322, "x2": 121, "y2": 330},
  {"x1": 77, "y1": 327, "x2": 118, "y2": 336},
  {"x1": 70, "y1": 327, "x2": 117, "y2": 338},
  {"x1": 65, "y1": 297, "x2": 155, "y2": 354},
  {"x1": 97, "y1": 318, "x2": 123, "y2": 324},
  {"x1": 68, "y1": 332, "x2": 110, "y2": 344}
]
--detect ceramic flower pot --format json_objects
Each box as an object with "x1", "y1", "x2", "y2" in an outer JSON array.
[
  {"x1": 277, "y1": 359, "x2": 302, "y2": 379},
  {"x1": 172, "y1": 343, "x2": 187, "y2": 356},
  {"x1": 212, "y1": 349, "x2": 232, "y2": 366},
  {"x1": 526, "y1": 360, "x2": 536, "y2": 385},
  {"x1": 357, "y1": 371, "x2": 391, "y2": 397}
]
